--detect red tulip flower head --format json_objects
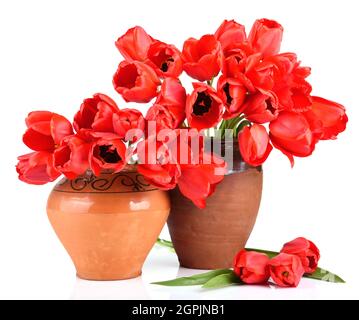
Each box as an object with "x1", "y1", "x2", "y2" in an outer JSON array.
[
  {"x1": 177, "y1": 152, "x2": 226, "y2": 209},
  {"x1": 146, "y1": 78, "x2": 187, "y2": 131},
  {"x1": 268, "y1": 253, "x2": 305, "y2": 287},
  {"x1": 233, "y1": 250, "x2": 270, "y2": 284},
  {"x1": 113, "y1": 108, "x2": 145, "y2": 141},
  {"x1": 23, "y1": 111, "x2": 73, "y2": 152},
  {"x1": 186, "y1": 83, "x2": 224, "y2": 130},
  {"x1": 17, "y1": 111, "x2": 73, "y2": 184},
  {"x1": 113, "y1": 61, "x2": 160, "y2": 103},
  {"x1": 269, "y1": 111, "x2": 315, "y2": 166},
  {"x1": 16, "y1": 152, "x2": 61, "y2": 185},
  {"x1": 281, "y1": 237, "x2": 320, "y2": 274},
  {"x1": 217, "y1": 76, "x2": 247, "y2": 119},
  {"x1": 115, "y1": 26, "x2": 155, "y2": 62},
  {"x1": 214, "y1": 19, "x2": 247, "y2": 57},
  {"x1": 53, "y1": 131, "x2": 93, "y2": 179},
  {"x1": 90, "y1": 134, "x2": 128, "y2": 176},
  {"x1": 248, "y1": 18, "x2": 283, "y2": 57},
  {"x1": 182, "y1": 34, "x2": 222, "y2": 81},
  {"x1": 146, "y1": 41, "x2": 183, "y2": 78},
  {"x1": 304, "y1": 96, "x2": 348, "y2": 141},
  {"x1": 238, "y1": 124, "x2": 272, "y2": 167},
  {"x1": 74, "y1": 93, "x2": 119, "y2": 132},
  {"x1": 137, "y1": 137, "x2": 181, "y2": 190},
  {"x1": 242, "y1": 92, "x2": 279, "y2": 124}
]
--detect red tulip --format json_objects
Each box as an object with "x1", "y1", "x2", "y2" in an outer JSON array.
[
  {"x1": 113, "y1": 61, "x2": 160, "y2": 103},
  {"x1": 182, "y1": 34, "x2": 222, "y2": 81},
  {"x1": 186, "y1": 83, "x2": 224, "y2": 130},
  {"x1": 138, "y1": 162, "x2": 181, "y2": 190},
  {"x1": 113, "y1": 108, "x2": 145, "y2": 141},
  {"x1": 233, "y1": 250, "x2": 270, "y2": 284},
  {"x1": 238, "y1": 124, "x2": 273, "y2": 166},
  {"x1": 221, "y1": 43, "x2": 255, "y2": 79},
  {"x1": 174, "y1": 132, "x2": 227, "y2": 208},
  {"x1": 214, "y1": 20, "x2": 247, "y2": 57},
  {"x1": 23, "y1": 111, "x2": 73, "y2": 152},
  {"x1": 304, "y1": 96, "x2": 348, "y2": 140},
  {"x1": 90, "y1": 134, "x2": 128, "y2": 176},
  {"x1": 16, "y1": 152, "x2": 60, "y2": 185},
  {"x1": 137, "y1": 137, "x2": 181, "y2": 189},
  {"x1": 115, "y1": 26, "x2": 155, "y2": 62},
  {"x1": 147, "y1": 78, "x2": 187, "y2": 131},
  {"x1": 244, "y1": 53, "x2": 276, "y2": 92},
  {"x1": 222, "y1": 54, "x2": 244, "y2": 79},
  {"x1": 146, "y1": 104, "x2": 180, "y2": 131},
  {"x1": 242, "y1": 92, "x2": 278, "y2": 124},
  {"x1": 74, "y1": 93, "x2": 119, "y2": 132},
  {"x1": 265, "y1": 53, "x2": 312, "y2": 112},
  {"x1": 222, "y1": 53, "x2": 273, "y2": 95},
  {"x1": 281, "y1": 237, "x2": 320, "y2": 274},
  {"x1": 248, "y1": 19, "x2": 283, "y2": 57},
  {"x1": 54, "y1": 131, "x2": 93, "y2": 179},
  {"x1": 217, "y1": 76, "x2": 247, "y2": 119},
  {"x1": 177, "y1": 151, "x2": 226, "y2": 208},
  {"x1": 155, "y1": 77, "x2": 186, "y2": 109},
  {"x1": 146, "y1": 41, "x2": 183, "y2": 78},
  {"x1": 269, "y1": 111, "x2": 315, "y2": 166},
  {"x1": 268, "y1": 253, "x2": 305, "y2": 287}
]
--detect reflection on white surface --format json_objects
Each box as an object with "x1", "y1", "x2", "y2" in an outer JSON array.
[
  {"x1": 131, "y1": 249, "x2": 354, "y2": 300},
  {"x1": 66, "y1": 248, "x2": 355, "y2": 300},
  {"x1": 72, "y1": 276, "x2": 150, "y2": 300},
  {"x1": 0, "y1": 245, "x2": 355, "y2": 299}
]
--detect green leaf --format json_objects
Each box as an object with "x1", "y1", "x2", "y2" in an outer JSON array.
[
  {"x1": 156, "y1": 238, "x2": 174, "y2": 248},
  {"x1": 152, "y1": 269, "x2": 232, "y2": 286},
  {"x1": 304, "y1": 267, "x2": 345, "y2": 283},
  {"x1": 156, "y1": 238, "x2": 174, "y2": 252},
  {"x1": 202, "y1": 271, "x2": 242, "y2": 289}
]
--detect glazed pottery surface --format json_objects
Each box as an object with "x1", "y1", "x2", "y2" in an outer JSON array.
[
  {"x1": 168, "y1": 142, "x2": 263, "y2": 269},
  {"x1": 47, "y1": 167, "x2": 170, "y2": 280}
]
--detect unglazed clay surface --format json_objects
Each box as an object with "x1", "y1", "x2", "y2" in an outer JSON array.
[
  {"x1": 47, "y1": 169, "x2": 170, "y2": 280},
  {"x1": 168, "y1": 153, "x2": 263, "y2": 269}
]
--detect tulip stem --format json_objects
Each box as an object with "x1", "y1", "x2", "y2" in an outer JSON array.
[
  {"x1": 236, "y1": 120, "x2": 251, "y2": 136},
  {"x1": 206, "y1": 78, "x2": 214, "y2": 87}
]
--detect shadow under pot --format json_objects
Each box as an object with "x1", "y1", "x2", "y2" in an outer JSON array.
[
  {"x1": 47, "y1": 166, "x2": 170, "y2": 280},
  {"x1": 168, "y1": 141, "x2": 263, "y2": 270}
]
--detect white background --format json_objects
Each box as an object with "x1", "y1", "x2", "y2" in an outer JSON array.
[{"x1": 0, "y1": 0, "x2": 358, "y2": 299}]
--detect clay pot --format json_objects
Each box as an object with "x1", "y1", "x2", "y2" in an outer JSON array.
[
  {"x1": 47, "y1": 166, "x2": 170, "y2": 280},
  {"x1": 168, "y1": 141, "x2": 263, "y2": 269}
]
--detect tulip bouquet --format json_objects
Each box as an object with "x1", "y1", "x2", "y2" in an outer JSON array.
[
  {"x1": 155, "y1": 237, "x2": 345, "y2": 288},
  {"x1": 17, "y1": 18, "x2": 347, "y2": 209}
]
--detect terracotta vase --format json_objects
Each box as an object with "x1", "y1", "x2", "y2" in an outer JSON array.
[
  {"x1": 168, "y1": 141, "x2": 263, "y2": 269},
  {"x1": 47, "y1": 166, "x2": 170, "y2": 280}
]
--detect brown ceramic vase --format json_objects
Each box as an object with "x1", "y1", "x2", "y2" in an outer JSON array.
[
  {"x1": 47, "y1": 166, "x2": 170, "y2": 280},
  {"x1": 168, "y1": 141, "x2": 263, "y2": 269}
]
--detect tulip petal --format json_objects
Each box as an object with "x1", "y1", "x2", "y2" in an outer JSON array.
[
  {"x1": 51, "y1": 114, "x2": 73, "y2": 145},
  {"x1": 23, "y1": 128, "x2": 54, "y2": 152}
]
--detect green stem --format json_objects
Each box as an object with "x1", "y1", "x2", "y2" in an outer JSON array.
[
  {"x1": 206, "y1": 77, "x2": 214, "y2": 87},
  {"x1": 236, "y1": 120, "x2": 251, "y2": 136}
]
